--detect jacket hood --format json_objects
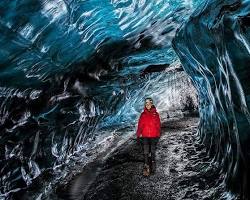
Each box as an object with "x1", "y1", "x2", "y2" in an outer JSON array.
[{"x1": 144, "y1": 104, "x2": 157, "y2": 113}]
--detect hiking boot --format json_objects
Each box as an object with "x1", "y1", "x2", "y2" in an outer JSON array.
[{"x1": 143, "y1": 164, "x2": 150, "y2": 176}]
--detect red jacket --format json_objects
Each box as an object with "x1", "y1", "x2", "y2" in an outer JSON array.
[{"x1": 136, "y1": 105, "x2": 161, "y2": 138}]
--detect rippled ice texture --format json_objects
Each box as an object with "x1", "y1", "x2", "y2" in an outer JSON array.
[
  {"x1": 0, "y1": 0, "x2": 201, "y2": 199},
  {"x1": 173, "y1": 0, "x2": 250, "y2": 198}
]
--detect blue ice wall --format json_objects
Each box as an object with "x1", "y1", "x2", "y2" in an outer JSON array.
[
  {"x1": 0, "y1": 0, "x2": 201, "y2": 199},
  {"x1": 172, "y1": 0, "x2": 250, "y2": 198}
]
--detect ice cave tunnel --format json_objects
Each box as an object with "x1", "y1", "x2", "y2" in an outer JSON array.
[{"x1": 0, "y1": 0, "x2": 250, "y2": 199}]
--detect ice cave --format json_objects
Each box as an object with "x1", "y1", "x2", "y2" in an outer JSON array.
[{"x1": 0, "y1": 0, "x2": 250, "y2": 199}]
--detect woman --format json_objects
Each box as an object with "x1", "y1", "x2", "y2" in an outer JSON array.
[{"x1": 136, "y1": 97, "x2": 161, "y2": 176}]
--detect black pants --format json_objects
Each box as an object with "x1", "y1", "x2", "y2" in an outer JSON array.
[{"x1": 142, "y1": 137, "x2": 159, "y2": 165}]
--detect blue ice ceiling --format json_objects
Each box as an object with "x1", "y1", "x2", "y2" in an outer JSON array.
[
  {"x1": 0, "y1": 0, "x2": 195, "y2": 85},
  {"x1": 0, "y1": 0, "x2": 250, "y2": 199}
]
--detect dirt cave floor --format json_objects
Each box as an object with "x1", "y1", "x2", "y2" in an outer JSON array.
[{"x1": 57, "y1": 117, "x2": 231, "y2": 200}]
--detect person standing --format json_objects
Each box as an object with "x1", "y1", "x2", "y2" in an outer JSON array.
[{"x1": 136, "y1": 97, "x2": 161, "y2": 176}]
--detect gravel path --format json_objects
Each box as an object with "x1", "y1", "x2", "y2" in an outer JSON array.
[{"x1": 59, "y1": 117, "x2": 228, "y2": 200}]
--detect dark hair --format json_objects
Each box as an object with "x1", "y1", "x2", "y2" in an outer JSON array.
[{"x1": 145, "y1": 97, "x2": 153, "y2": 104}]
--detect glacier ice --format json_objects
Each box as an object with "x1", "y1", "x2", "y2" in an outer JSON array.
[
  {"x1": 173, "y1": 0, "x2": 250, "y2": 198},
  {"x1": 1, "y1": 0, "x2": 249, "y2": 199}
]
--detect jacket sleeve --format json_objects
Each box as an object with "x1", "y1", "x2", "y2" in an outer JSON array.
[{"x1": 136, "y1": 114, "x2": 143, "y2": 137}]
